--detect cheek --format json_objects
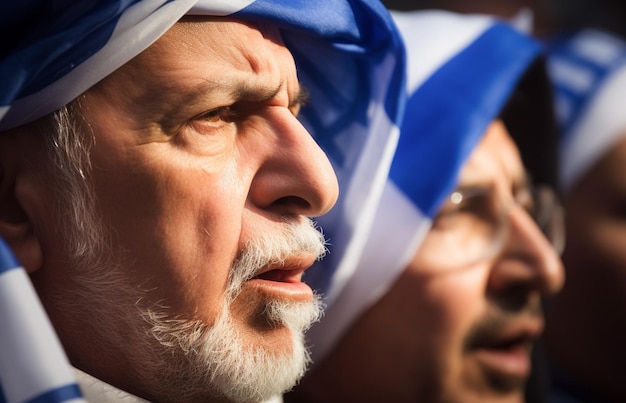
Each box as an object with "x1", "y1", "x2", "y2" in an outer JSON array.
[
  {"x1": 419, "y1": 272, "x2": 487, "y2": 347},
  {"x1": 90, "y1": 161, "x2": 248, "y2": 322},
  {"x1": 406, "y1": 249, "x2": 490, "y2": 343},
  {"x1": 401, "y1": 262, "x2": 490, "y2": 366}
]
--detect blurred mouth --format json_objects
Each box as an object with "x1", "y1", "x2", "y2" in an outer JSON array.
[
  {"x1": 469, "y1": 318, "x2": 543, "y2": 382},
  {"x1": 246, "y1": 257, "x2": 315, "y2": 302}
]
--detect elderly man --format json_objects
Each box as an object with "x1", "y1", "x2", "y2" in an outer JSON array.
[
  {"x1": 0, "y1": 1, "x2": 404, "y2": 402},
  {"x1": 288, "y1": 10, "x2": 564, "y2": 403}
]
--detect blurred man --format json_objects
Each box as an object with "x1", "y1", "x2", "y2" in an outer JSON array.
[{"x1": 288, "y1": 10, "x2": 564, "y2": 403}]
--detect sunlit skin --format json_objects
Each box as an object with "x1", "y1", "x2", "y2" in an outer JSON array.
[
  {"x1": 545, "y1": 134, "x2": 626, "y2": 401},
  {"x1": 0, "y1": 17, "x2": 338, "y2": 401},
  {"x1": 290, "y1": 120, "x2": 563, "y2": 403}
]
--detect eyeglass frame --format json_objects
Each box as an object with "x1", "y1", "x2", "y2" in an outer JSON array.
[{"x1": 421, "y1": 183, "x2": 565, "y2": 269}]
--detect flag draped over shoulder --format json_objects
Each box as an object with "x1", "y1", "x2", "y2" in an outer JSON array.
[
  {"x1": 305, "y1": 9, "x2": 543, "y2": 363},
  {"x1": 0, "y1": 1, "x2": 405, "y2": 402},
  {"x1": 0, "y1": 239, "x2": 84, "y2": 403},
  {"x1": 547, "y1": 29, "x2": 626, "y2": 192}
]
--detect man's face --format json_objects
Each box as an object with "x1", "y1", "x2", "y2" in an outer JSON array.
[
  {"x1": 396, "y1": 121, "x2": 564, "y2": 403},
  {"x1": 28, "y1": 17, "x2": 338, "y2": 402},
  {"x1": 544, "y1": 134, "x2": 626, "y2": 399},
  {"x1": 292, "y1": 120, "x2": 563, "y2": 403}
]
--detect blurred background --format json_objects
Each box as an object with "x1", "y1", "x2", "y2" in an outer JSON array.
[{"x1": 381, "y1": 0, "x2": 626, "y2": 38}]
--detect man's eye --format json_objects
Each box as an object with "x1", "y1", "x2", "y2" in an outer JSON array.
[
  {"x1": 434, "y1": 188, "x2": 495, "y2": 230},
  {"x1": 196, "y1": 107, "x2": 237, "y2": 123}
]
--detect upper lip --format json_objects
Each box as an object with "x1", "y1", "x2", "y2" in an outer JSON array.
[{"x1": 252, "y1": 256, "x2": 317, "y2": 283}]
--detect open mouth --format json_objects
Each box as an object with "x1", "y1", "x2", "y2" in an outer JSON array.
[
  {"x1": 483, "y1": 333, "x2": 532, "y2": 351},
  {"x1": 246, "y1": 261, "x2": 314, "y2": 302},
  {"x1": 472, "y1": 331, "x2": 538, "y2": 381},
  {"x1": 253, "y1": 267, "x2": 302, "y2": 283}
]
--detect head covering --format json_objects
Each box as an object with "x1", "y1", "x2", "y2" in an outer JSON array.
[
  {"x1": 547, "y1": 28, "x2": 626, "y2": 192},
  {"x1": 305, "y1": 9, "x2": 547, "y2": 362},
  {"x1": 0, "y1": 1, "x2": 405, "y2": 402}
]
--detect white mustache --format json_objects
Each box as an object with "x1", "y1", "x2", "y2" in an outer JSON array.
[{"x1": 226, "y1": 218, "x2": 328, "y2": 299}]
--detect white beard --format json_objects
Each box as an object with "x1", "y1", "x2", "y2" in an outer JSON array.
[{"x1": 121, "y1": 219, "x2": 325, "y2": 402}]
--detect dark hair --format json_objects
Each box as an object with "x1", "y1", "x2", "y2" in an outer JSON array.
[{"x1": 500, "y1": 56, "x2": 560, "y2": 190}]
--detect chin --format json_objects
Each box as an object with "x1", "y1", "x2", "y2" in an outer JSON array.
[
  {"x1": 441, "y1": 390, "x2": 525, "y2": 403},
  {"x1": 141, "y1": 290, "x2": 315, "y2": 403},
  {"x1": 230, "y1": 283, "x2": 321, "y2": 361}
]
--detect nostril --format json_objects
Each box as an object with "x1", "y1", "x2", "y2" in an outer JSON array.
[{"x1": 273, "y1": 196, "x2": 312, "y2": 212}]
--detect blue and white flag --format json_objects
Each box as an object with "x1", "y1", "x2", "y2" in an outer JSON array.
[
  {"x1": 547, "y1": 28, "x2": 626, "y2": 191},
  {"x1": 305, "y1": 9, "x2": 543, "y2": 362},
  {"x1": 0, "y1": 1, "x2": 405, "y2": 401},
  {"x1": 0, "y1": 238, "x2": 84, "y2": 403}
]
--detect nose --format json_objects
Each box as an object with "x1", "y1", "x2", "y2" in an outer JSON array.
[
  {"x1": 249, "y1": 108, "x2": 339, "y2": 217},
  {"x1": 487, "y1": 206, "x2": 565, "y2": 296}
]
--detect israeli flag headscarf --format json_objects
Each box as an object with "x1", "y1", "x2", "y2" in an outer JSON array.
[
  {"x1": 305, "y1": 9, "x2": 546, "y2": 362},
  {"x1": 547, "y1": 28, "x2": 626, "y2": 192},
  {"x1": 0, "y1": 1, "x2": 405, "y2": 402}
]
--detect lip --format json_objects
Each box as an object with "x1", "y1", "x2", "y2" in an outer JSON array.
[
  {"x1": 245, "y1": 256, "x2": 316, "y2": 302},
  {"x1": 471, "y1": 319, "x2": 543, "y2": 380}
]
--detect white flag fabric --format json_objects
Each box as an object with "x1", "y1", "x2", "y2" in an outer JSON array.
[
  {"x1": 305, "y1": 9, "x2": 544, "y2": 362},
  {"x1": 547, "y1": 28, "x2": 626, "y2": 192},
  {"x1": 0, "y1": 238, "x2": 84, "y2": 403},
  {"x1": 0, "y1": 1, "x2": 406, "y2": 401}
]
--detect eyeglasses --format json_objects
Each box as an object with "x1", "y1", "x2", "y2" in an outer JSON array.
[{"x1": 420, "y1": 184, "x2": 565, "y2": 269}]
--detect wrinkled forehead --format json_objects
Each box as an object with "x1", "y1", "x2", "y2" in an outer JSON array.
[
  {"x1": 86, "y1": 17, "x2": 299, "y2": 113},
  {"x1": 120, "y1": 17, "x2": 288, "y2": 76},
  {"x1": 165, "y1": 16, "x2": 284, "y2": 49}
]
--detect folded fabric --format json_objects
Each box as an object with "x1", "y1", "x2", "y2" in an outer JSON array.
[{"x1": 547, "y1": 28, "x2": 626, "y2": 191}]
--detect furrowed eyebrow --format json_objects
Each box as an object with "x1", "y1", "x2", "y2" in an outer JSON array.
[
  {"x1": 157, "y1": 81, "x2": 309, "y2": 130},
  {"x1": 231, "y1": 82, "x2": 281, "y2": 103}
]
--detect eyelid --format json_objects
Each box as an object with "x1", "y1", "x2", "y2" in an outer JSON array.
[
  {"x1": 190, "y1": 84, "x2": 310, "y2": 125},
  {"x1": 195, "y1": 106, "x2": 237, "y2": 122}
]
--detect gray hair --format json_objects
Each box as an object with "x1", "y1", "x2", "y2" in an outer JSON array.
[{"x1": 37, "y1": 101, "x2": 109, "y2": 265}]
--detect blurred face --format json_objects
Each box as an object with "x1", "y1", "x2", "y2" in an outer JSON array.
[
  {"x1": 25, "y1": 17, "x2": 338, "y2": 403},
  {"x1": 545, "y1": 135, "x2": 626, "y2": 401},
  {"x1": 291, "y1": 120, "x2": 563, "y2": 403}
]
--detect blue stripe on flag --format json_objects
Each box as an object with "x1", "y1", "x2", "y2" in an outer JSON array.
[
  {"x1": 548, "y1": 32, "x2": 626, "y2": 141},
  {"x1": 1, "y1": 1, "x2": 132, "y2": 103},
  {"x1": 0, "y1": 239, "x2": 19, "y2": 274},
  {"x1": 25, "y1": 384, "x2": 82, "y2": 403},
  {"x1": 390, "y1": 22, "x2": 540, "y2": 218}
]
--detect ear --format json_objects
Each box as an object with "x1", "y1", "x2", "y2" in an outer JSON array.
[{"x1": 0, "y1": 150, "x2": 44, "y2": 274}]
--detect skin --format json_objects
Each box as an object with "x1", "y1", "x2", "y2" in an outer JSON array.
[
  {"x1": 544, "y1": 134, "x2": 626, "y2": 401},
  {"x1": 0, "y1": 18, "x2": 338, "y2": 401},
  {"x1": 290, "y1": 120, "x2": 564, "y2": 403}
]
